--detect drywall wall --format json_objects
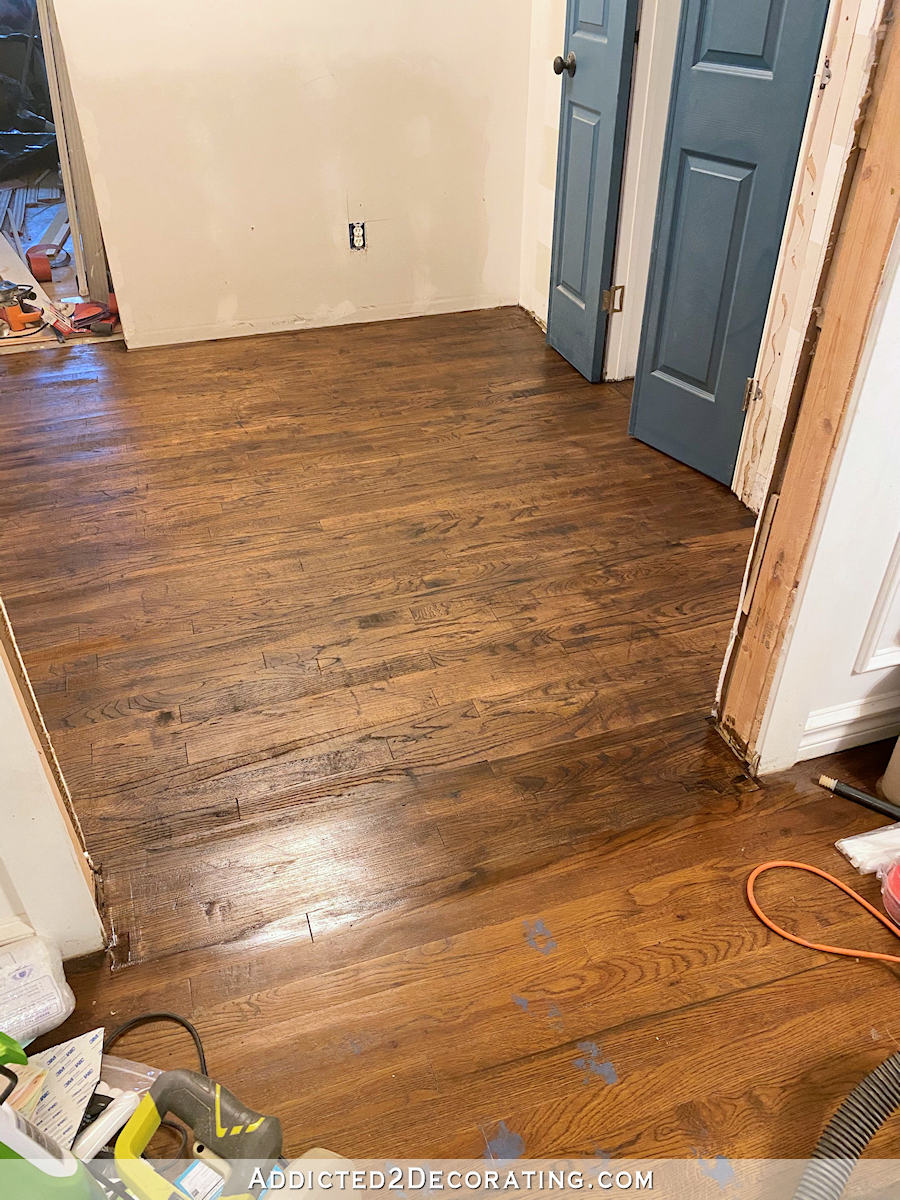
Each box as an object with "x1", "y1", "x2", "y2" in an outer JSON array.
[
  {"x1": 754, "y1": 232, "x2": 900, "y2": 773},
  {"x1": 0, "y1": 607, "x2": 104, "y2": 959},
  {"x1": 519, "y1": 0, "x2": 567, "y2": 327},
  {"x1": 51, "y1": 0, "x2": 530, "y2": 349}
]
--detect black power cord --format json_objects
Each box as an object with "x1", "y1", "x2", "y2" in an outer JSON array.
[{"x1": 103, "y1": 1012, "x2": 208, "y2": 1076}]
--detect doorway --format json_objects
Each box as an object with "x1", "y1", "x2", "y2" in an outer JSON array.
[
  {"x1": 628, "y1": 0, "x2": 830, "y2": 485},
  {"x1": 546, "y1": 0, "x2": 830, "y2": 486},
  {"x1": 0, "y1": 0, "x2": 117, "y2": 351},
  {"x1": 545, "y1": 0, "x2": 639, "y2": 381}
]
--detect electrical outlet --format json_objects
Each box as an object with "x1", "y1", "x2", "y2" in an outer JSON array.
[{"x1": 349, "y1": 221, "x2": 366, "y2": 251}]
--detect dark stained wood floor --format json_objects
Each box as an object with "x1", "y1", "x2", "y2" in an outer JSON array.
[{"x1": 2, "y1": 307, "x2": 899, "y2": 1162}]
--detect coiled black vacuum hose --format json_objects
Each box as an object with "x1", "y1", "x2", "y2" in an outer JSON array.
[{"x1": 793, "y1": 1050, "x2": 900, "y2": 1199}]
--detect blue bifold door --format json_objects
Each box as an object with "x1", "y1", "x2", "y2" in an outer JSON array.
[
  {"x1": 547, "y1": 0, "x2": 640, "y2": 383},
  {"x1": 629, "y1": 0, "x2": 829, "y2": 484}
]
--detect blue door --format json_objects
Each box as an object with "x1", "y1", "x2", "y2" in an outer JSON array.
[
  {"x1": 629, "y1": 0, "x2": 829, "y2": 484},
  {"x1": 547, "y1": 0, "x2": 640, "y2": 382}
]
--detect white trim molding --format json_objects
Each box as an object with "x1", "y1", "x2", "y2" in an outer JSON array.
[
  {"x1": 798, "y1": 691, "x2": 900, "y2": 761},
  {"x1": 855, "y1": 532, "x2": 900, "y2": 674}
]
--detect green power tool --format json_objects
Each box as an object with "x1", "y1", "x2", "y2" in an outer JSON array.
[{"x1": 0, "y1": 1033, "x2": 107, "y2": 1199}]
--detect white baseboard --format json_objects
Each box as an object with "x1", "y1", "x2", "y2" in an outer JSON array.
[
  {"x1": 0, "y1": 917, "x2": 34, "y2": 947},
  {"x1": 797, "y1": 690, "x2": 900, "y2": 762},
  {"x1": 123, "y1": 295, "x2": 519, "y2": 350}
]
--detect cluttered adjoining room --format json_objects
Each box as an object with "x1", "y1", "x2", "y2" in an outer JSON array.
[
  {"x1": 0, "y1": 0, "x2": 119, "y2": 350},
  {"x1": 1, "y1": 1, "x2": 899, "y2": 1196}
]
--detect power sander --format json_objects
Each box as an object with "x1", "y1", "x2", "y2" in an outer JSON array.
[{"x1": 0, "y1": 280, "x2": 43, "y2": 334}]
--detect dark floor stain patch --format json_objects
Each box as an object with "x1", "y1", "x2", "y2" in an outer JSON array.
[
  {"x1": 693, "y1": 1152, "x2": 735, "y2": 1190},
  {"x1": 482, "y1": 1121, "x2": 526, "y2": 1160},
  {"x1": 574, "y1": 1040, "x2": 618, "y2": 1085},
  {"x1": 523, "y1": 918, "x2": 557, "y2": 955},
  {"x1": 512, "y1": 994, "x2": 529, "y2": 1013}
]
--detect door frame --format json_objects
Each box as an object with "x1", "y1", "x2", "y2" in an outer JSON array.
[
  {"x1": 574, "y1": 0, "x2": 886, "y2": 510},
  {"x1": 716, "y1": 15, "x2": 899, "y2": 771},
  {"x1": 0, "y1": 597, "x2": 105, "y2": 957},
  {"x1": 731, "y1": 0, "x2": 888, "y2": 512},
  {"x1": 603, "y1": 0, "x2": 681, "y2": 382},
  {"x1": 546, "y1": 0, "x2": 640, "y2": 383},
  {"x1": 36, "y1": 0, "x2": 109, "y2": 302}
]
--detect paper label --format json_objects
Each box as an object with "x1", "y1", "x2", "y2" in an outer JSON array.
[
  {"x1": 174, "y1": 1159, "x2": 226, "y2": 1200},
  {"x1": 28, "y1": 1027, "x2": 104, "y2": 1150}
]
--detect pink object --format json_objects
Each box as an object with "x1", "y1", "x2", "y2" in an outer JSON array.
[{"x1": 882, "y1": 861, "x2": 900, "y2": 923}]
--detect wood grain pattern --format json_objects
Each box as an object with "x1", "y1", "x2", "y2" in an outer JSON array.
[{"x1": 3, "y1": 307, "x2": 897, "y2": 1161}]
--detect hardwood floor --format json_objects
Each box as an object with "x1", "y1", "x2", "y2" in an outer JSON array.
[{"x1": 2, "y1": 307, "x2": 899, "y2": 1161}]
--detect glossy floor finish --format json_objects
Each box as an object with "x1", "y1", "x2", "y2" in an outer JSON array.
[{"x1": 2, "y1": 308, "x2": 899, "y2": 1160}]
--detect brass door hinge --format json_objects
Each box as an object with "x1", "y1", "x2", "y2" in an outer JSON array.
[
  {"x1": 742, "y1": 377, "x2": 761, "y2": 411},
  {"x1": 602, "y1": 284, "x2": 625, "y2": 314}
]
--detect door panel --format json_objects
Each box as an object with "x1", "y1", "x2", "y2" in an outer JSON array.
[
  {"x1": 655, "y1": 152, "x2": 753, "y2": 394},
  {"x1": 547, "y1": 0, "x2": 639, "y2": 382},
  {"x1": 558, "y1": 109, "x2": 602, "y2": 302},
  {"x1": 629, "y1": 0, "x2": 828, "y2": 485}
]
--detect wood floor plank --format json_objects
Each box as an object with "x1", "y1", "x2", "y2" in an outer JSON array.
[{"x1": 5, "y1": 308, "x2": 896, "y2": 1163}]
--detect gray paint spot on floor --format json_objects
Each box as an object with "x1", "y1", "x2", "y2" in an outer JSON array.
[
  {"x1": 512, "y1": 994, "x2": 529, "y2": 1012},
  {"x1": 523, "y1": 918, "x2": 557, "y2": 955},
  {"x1": 574, "y1": 1040, "x2": 619, "y2": 1085},
  {"x1": 483, "y1": 1121, "x2": 526, "y2": 1160},
  {"x1": 693, "y1": 1152, "x2": 735, "y2": 1190}
]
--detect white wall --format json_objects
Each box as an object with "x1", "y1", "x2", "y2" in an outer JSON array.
[
  {"x1": 755, "y1": 232, "x2": 900, "y2": 773},
  {"x1": 519, "y1": 0, "x2": 567, "y2": 327},
  {"x1": 52, "y1": 0, "x2": 530, "y2": 349},
  {"x1": 0, "y1": 614, "x2": 105, "y2": 959}
]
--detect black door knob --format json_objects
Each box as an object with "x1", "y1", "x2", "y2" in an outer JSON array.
[{"x1": 553, "y1": 52, "x2": 576, "y2": 77}]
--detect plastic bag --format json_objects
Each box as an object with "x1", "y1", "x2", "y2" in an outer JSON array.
[
  {"x1": 835, "y1": 820, "x2": 900, "y2": 879},
  {"x1": 0, "y1": 936, "x2": 75, "y2": 1045}
]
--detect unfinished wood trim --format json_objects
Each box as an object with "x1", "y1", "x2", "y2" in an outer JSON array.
[
  {"x1": 731, "y1": 0, "x2": 886, "y2": 513},
  {"x1": 37, "y1": 0, "x2": 108, "y2": 302},
  {"x1": 0, "y1": 596, "x2": 95, "y2": 888},
  {"x1": 718, "y1": 16, "x2": 900, "y2": 763}
]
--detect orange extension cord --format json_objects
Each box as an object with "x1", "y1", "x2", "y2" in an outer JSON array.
[{"x1": 747, "y1": 859, "x2": 900, "y2": 964}]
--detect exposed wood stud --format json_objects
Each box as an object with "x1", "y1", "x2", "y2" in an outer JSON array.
[
  {"x1": 719, "y1": 15, "x2": 900, "y2": 759},
  {"x1": 732, "y1": 0, "x2": 889, "y2": 513}
]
